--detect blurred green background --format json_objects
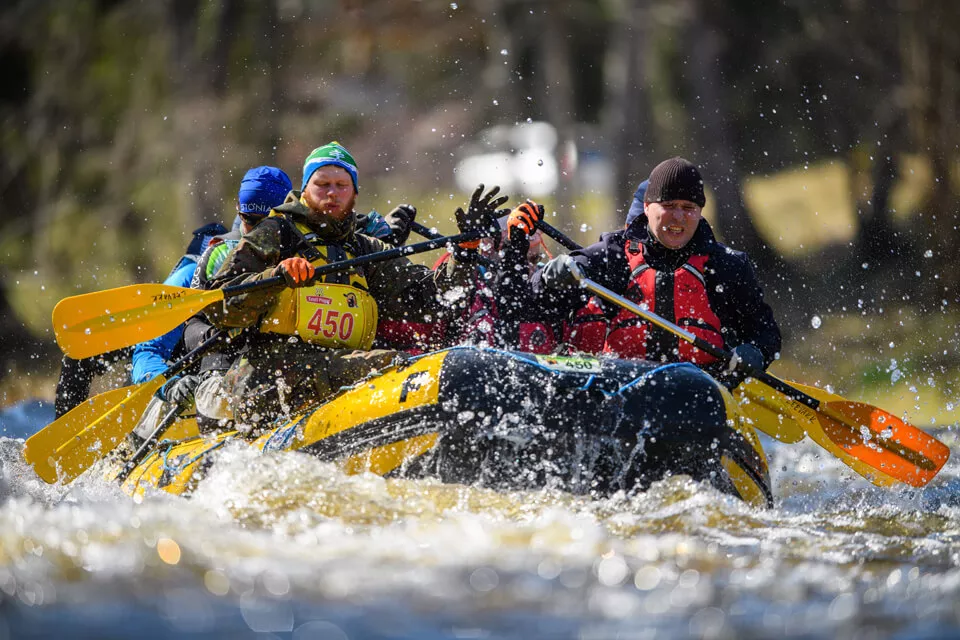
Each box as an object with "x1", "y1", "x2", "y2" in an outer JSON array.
[{"x1": 1, "y1": 0, "x2": 959, "y2": 426}]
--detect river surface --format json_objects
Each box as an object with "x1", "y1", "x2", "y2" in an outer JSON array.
[{"x1": 1, "y1": 402, "x2": 959, "y2": 639}]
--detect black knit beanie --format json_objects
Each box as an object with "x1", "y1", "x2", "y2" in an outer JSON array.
[{"x1": 643, "y1": 157, "x2": 706, "y2": 208}]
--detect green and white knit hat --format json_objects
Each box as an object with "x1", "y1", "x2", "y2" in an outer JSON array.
[{"x1": 301, "y1": 141, "x2": 359, "y2": 193}]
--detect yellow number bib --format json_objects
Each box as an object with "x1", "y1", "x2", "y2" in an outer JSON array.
[{"x1": 261, "y1": 283, "x2": 378, "y2": 350}]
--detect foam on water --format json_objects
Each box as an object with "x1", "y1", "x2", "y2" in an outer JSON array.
[{"x1": 2, "y1": 432, "x2": 960, "y2": 638}]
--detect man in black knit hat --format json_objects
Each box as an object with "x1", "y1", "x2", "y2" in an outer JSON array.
[{"x1": 508, "y1": 156, "x2": 780, "y2": 387}]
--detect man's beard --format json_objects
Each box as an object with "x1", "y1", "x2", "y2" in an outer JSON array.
[{"x1": 304, "y1": 192, "x2": 356, "y2": 225}]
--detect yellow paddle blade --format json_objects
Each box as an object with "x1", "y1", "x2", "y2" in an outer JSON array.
[
  {"x1": 31, "y1": 377, "x2": 165, "y2": 484},
  {"x1": 53, "y1": 284, "x2": 224, "y2": 359},
  {"x1": 735, "y1": 378, "x2": 806, "y2": 443},
  {"x1": 783, "y1": 379, "x2": 949, "y2": 488},
  {"x1": 24, "y1": 384, "x2": 144, "y2": 483}
]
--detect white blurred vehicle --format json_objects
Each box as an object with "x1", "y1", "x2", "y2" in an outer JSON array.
[{"x1": 454, "y1": 121, "x2": 613, "y2": 197}]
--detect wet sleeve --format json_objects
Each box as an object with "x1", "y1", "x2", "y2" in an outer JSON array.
[
  {"x1": 712, "y1": 254, "x2": 782, "y2": 367},
  {"x1": 529, "y1": 236, "x2": 631, "y2": 323},
  {"x1": 360, "y1": 234, "x2": 447, "y2": 324}
]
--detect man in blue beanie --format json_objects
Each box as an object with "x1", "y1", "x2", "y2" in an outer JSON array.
[
  {"x1": 123, "y1": 166, "x2": 295, "y2": 443},
  {"x1": 193, "y1": 166, "x2": 293, "y2": 290}
]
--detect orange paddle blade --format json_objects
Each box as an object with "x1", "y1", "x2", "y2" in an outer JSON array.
[
  {"x1": 818, "y1": 401, "x2": 950, "y2": 488},
  {"x1": 53, "y1": 284, "x2": 224, "y2": 359}
]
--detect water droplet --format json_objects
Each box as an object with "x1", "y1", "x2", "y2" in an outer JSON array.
[
  {"x1": 811, "y1": 315, "x2": 822, "y2": 329},
  {"x1": 537, "y1": 159, "x2": 544, "y2": 166},
  {"x1": 500, "y1": 49, "x2": 509, "y2": 56},
  {"x1": 924, "y1": 249, "x2": 933, "y2": 258},
  {"x1": 450, "y1": 2, "x2": 458, "y2": 8}
]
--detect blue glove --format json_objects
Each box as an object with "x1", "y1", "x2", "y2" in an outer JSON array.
[
  {"x1": 541, "y1": 254, "x2": 584, "y2": 290},
  {"x1": 359, "y1": 211, "x2": 393, "y2": 239}
]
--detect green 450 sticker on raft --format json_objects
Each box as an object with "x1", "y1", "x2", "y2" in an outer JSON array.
[{"x1": 534, "y1": 355, "x2": 603, "y2": 373}]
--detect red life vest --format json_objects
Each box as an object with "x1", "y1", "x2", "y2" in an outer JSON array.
[
  {"x1": 518, "y1": 321, "x2": 558, "y2": 354},
  {"x1": 562, "y1": 297, "x2": 608, "y2": 355},
  {"x1": 604, "y1": 239, "x2": 724, "y2": 364},
  {"x1": 375, "y1": 319, "x2": 445, "y2": 355}
]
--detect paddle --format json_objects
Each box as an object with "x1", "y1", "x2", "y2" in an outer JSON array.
[
  {"x1": 53, "y1": 231, "x2": 484, "y2": 359},
  {"x1": 572, "y1": 269, "x2": 950, "y2": 488},
  {"x1": 114, "y1": 404, "x2": 184, "y2": 484},
  {"x1": 24, "y1": 330, "x2": 225, "y2": 484},
  {"x1": 536, "y1": 220, "x2": 581, "y2": 251}
]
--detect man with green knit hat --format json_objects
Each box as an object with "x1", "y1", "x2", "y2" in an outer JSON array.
[
  {"x1": 298, "y1": 141, "x2": 418, "y2": 247},
  {"x1": 203, "y1": 141, "x2": 508, "y2": 430}
]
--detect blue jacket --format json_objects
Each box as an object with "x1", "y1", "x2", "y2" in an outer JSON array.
[{"x1": 130, "y1": 223, "x2": 226, "y2": 384}]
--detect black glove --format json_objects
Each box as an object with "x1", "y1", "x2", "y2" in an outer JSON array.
[
  {"x1": 721, "y1": 344, "x2": 765, "y2": 389},
  {"x1": 382, "y1": 204, "x2": 417, "y2": 246},
  {"x1": 158, "y1": 374, "x2": 200, "y2": 408},
  {"x1": 540, "y1": 254, "x2": 584, "y2": 290},
  {"x1": 455, "y1": 184, "x2": 509, "y2": 249}
]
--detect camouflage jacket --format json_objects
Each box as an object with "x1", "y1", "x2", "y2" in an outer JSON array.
[{"x1": 204, "y1": 192, "x2": 473, "y2": 331}]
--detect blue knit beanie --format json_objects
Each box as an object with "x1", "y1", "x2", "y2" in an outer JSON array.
[{"x1": 238, "y1": 166, "x2": 292, "y2": 216}]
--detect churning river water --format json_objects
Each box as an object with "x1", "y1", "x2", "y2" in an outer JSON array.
[{"x1": 1, "y1": 411, "x2": 959, "y2": 639}]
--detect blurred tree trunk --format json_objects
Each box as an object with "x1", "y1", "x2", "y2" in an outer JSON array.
[
  {"x1": 541, "y1": 9, "x2": 576, "y2": 233},
  {"x1": 902, "y1": 0, "x2": 960, "y2": 303},
  {"x1": 687, "y1": 1, "x2": 781, "y2": 272},
  {"x1": 604, "y1": 0, "x2": 653, "y2": 220},
  {"x1": 478, "y1": 0, "x2": 520, "y2": 119},
  {"x1": 856, "y1": 113, "x2": 902, "y2": 263},
  {"x1": 255, "y1": 0, "x2": 282, "y2": 158},
  {"x1": 168, "y1": 0, "x2": 242, "y2": 231}
]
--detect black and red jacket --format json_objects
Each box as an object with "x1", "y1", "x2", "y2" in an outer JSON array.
[
  {"x1": 375, "y1": 252, "x2": 560, "y2": 355},
  {"x1": 529, "y1": 215, "x2": 782, "y2": 368}
]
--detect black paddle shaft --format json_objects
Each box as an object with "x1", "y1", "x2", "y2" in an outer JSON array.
[
  {"x1": 114, "y1": 404, "x2": 183, "y2": 483},
  {"x1": 537, "y1": 220, "x2": 581, "y2": 251},
  {"x1": 113, "y1": 328, "x2": 226, "y2": 483},
  {"x1": 415, "y1": 219, "x2": 579, "y2": 252},
  {"x1": 220, "y1": 230, "x2": 484, "y2": 300}
]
